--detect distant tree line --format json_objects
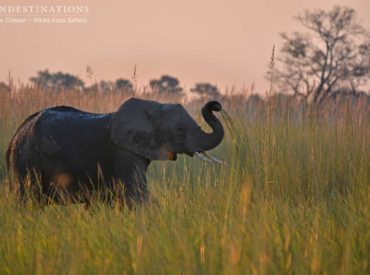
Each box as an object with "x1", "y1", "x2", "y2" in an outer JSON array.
[
  {"x1": 9, "y1": 69, "x2": 221, "y2": 98},
  {"x1": 28, "y1": 70, "x2": 135, "y2": 94},
  {"x1": 30, "y1": 70, "x2": 85, "y2": 91}
]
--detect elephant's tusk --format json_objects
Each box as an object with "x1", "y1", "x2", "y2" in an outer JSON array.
[
  {"x1": 195, "y1": 152, "x2": 213, "y2": 162},
  {"x1": 202, "y1": 152, "x2": 223, "y2": 164}
]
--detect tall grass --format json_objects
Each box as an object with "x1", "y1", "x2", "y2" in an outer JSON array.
[{"x1": 0, "y1": 87, "x2": 369, "y2": 274}]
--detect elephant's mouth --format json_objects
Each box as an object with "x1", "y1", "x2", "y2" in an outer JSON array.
[{"x1": 167, "y1": 152, "x2": 177, "y2": 161}]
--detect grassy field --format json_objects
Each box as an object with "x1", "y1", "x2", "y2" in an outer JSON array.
[{"x1": 0, "y1": 88, "x2": 369, "y2": 274}]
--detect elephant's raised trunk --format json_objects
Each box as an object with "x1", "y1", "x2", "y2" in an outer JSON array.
[{"x1": 193, "y1": 101, "x2": 224, "y2": 152}]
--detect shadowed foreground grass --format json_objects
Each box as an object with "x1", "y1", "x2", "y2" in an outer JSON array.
[{"x1": 0, "y1": 89, "x2": 369, "y2": 274}]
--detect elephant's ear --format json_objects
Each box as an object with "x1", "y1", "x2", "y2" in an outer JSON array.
[{"x1": 110, "y1": 98, "x2": 170, "y2": 160}]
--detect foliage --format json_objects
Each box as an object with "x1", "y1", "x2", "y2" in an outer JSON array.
[
  {"x1": 30, "y1": 70, "x2": 85, "y2": 91},
  {"x1": 0, "y1": 86, "x2": 369, "y2": 274},
  {"x1": 191, "y1": 83, "x2": 220, "y2": 98},
  {"x1": 270, "y1": 6, "x2": 370, "y2": 104},
  {"x1": 115, "y1": 78, "x2": 133, "y2": 93},
  {"x1": 98, "y1": 80, "x2": 115, "y2": 93},
  {"x1": 85, "y1": 79, "x2": 134, "y2": 94},
  {"x1": 149, "y1": 75, "x2": 183, "y2": 96}
]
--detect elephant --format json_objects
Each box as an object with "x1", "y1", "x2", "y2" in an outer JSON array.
[{"x1": 6, "y1": 98, "x2": 224, "y2": 206}]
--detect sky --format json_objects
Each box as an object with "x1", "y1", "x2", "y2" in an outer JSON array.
[{"x1": 0, "y1": 0, "x2": 369, "y2": 93}]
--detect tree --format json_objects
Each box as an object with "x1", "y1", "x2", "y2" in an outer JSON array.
[
  {"x1": 30, "y1": 70, "x2": 85, "y2": 91},
  {"x1": 97, "y1": 80, "x2": 114, "y2": 93},
  {"x1": 269, "y1": 6, "x2": 370, "y2": 104},
  {"x1": 149, "y1": 75, "x2": 183, "y2": 96},
  {"x1": 191, "y1": 83, "x2": 220, "y2": 98},
  {"x1": 115, "y1": 78, "x2": 133, "y2": 93}
]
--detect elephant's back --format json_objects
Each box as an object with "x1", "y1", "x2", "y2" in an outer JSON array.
[
  {"x1": 7, "y1": 106, "x2": 111, "y2": 176},
  {"x1": 8, "y1": 105, "x2": 97, "y2": 149},
  {"x1": 35, "y1": 106, "x2": 111, "y2": 146}
]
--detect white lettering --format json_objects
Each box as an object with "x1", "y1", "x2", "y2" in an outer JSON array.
[
  {"x1": 68, "y1": 17, "x2": 87, "y2": 23},
  {"x1": 52, "y1": 17, "x2": 66, "y2": 23},
  {"x1": 0, "y1": 5, "x2": 90, "y2": 14},
  {"x1": 5, "y1": 17, "x2": 26, "y2": 23}
]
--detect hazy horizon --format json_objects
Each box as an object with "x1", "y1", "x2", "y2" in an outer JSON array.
[{"x1": 1, "y1": 0, "x2": 370, "y2": 93}]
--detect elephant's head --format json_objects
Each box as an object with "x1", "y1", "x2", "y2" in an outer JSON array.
[{"x1": 110, "y1": 98, "x2": 224, "y2": 161}]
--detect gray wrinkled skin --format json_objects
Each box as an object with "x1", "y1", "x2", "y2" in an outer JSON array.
[{"x1": 6, "y1": 98, "x2": 224, "y2": 206}]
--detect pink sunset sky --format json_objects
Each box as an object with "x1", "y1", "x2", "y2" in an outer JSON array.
[{"x1": 0, "y1": 0, "x2": 369, "y2": 93}]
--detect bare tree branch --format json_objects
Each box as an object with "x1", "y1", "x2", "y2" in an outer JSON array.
[{"x1": 268, "y1": 6, "x2": 370, "y2": 104}]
